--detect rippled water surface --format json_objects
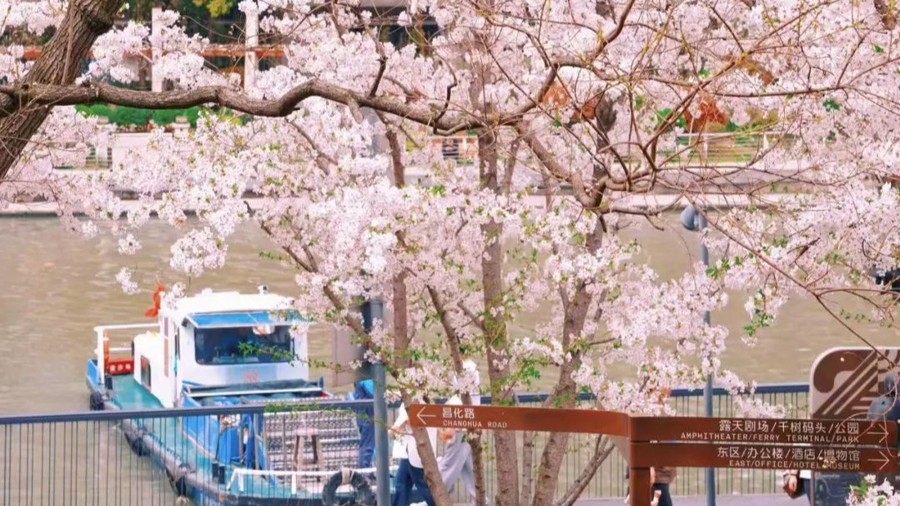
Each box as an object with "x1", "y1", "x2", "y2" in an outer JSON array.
[{"x1": 0, "y1": 215, "x2": 893, "y2": 414}]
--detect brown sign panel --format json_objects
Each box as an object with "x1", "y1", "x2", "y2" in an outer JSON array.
[
  {"x1": 631, "y1": 442, "x2": 899, "y2": 474},
  {"x1": 631, "y1": 416, "x2": 897, "y2": 446},
  {"x1": 408, "y1": 404, "x2": 630, "y2": 437}
]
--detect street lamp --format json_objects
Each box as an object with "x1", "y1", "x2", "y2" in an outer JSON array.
[{"x1": 681, "y1": 205, "x2": 716, "y2": 506}]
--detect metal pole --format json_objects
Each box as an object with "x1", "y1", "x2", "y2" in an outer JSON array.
[
  {"x1": 699, "y1": 212, "x2": 716, "y2": 506},
  {"x1": 361, "y1": 110, "x2": 392, "y2": 506},
  {"x1": 363, "y1": 299, "x2": 391, "y2": 506},
  {"x1": 373, "y1": 362, "x2": 390, "y2": 506},
  {"x1": 244, "y1": 4, "x2": 259, "y2": 93}
]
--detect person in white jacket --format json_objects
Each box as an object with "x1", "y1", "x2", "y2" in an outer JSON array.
[
  {"x1": 438, "y1": 396, "x2": 477, "y2": 500},
  {"x1": 391, "y1": 402, "x2": 438, "y2": 506},
  {"x1": 437, "y1": 361, "x2": 482, "y2": 502}
]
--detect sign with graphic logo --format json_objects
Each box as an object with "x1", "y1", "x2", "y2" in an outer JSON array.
[{"x1": 810, "y1": 347, "x2": 900, "y2": 506}]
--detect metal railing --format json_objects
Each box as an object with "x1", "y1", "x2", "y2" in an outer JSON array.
[
  {"x1": 59, "y1": 130, "x2": 795, "y2": 173},
  {"x1": 0, "y1": 383, "x2": 809, "y2": 504},
  {"x1": 497, "y1": 383, "x2": 810, "y2": 501}
]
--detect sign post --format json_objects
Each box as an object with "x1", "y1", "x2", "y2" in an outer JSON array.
[{"x1": 409, "y1": 404, "x2": 900, "y2": 506}]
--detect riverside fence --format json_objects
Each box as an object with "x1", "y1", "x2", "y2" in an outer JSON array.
[{"x1": 0, "y1": 384, "x2": 809, "y2": 505}]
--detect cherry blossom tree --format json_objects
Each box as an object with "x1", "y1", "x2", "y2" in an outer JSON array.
[{"x1": 1, "y1": 0, "x2": 899, "y2": 504}]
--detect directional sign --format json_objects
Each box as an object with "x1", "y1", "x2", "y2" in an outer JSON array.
[
  {"x1": 631, "y1": 416, "x2": 897, "y2": 446},
  {"x1": 408, "y1": 404, "x2": 630, "y2": 437},
  {"x1": 631, "y1": 443, "x2": 899, "y2": 474}
]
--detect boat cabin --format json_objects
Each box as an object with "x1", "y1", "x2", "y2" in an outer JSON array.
[{"x1": 97, "y1": 288, "x2": 310, "y2": 408}]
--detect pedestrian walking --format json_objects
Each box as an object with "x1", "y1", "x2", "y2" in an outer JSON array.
[
  {"x1": 614, "y1": 386, "x2": 676, "y2": 506},
  {"x1": 783, "y1": 470, "x2": 811, "y2": 504},
  {"x1": 391, "y1": 402, "x2": 437, "y2": 506},
  {"x1": 651, "y1": 466, "x2": 676, "y2": 506},
  {"x1": 350, "y1": 379, "x2": 376, "y2": 469},
  {"x1": 438, "y1": 396, "x2": 477, "y2": 501}
]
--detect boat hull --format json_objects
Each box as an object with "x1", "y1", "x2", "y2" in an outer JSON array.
[{"x1": 85, "y1": 370, "x2": 381, "y2": 505}]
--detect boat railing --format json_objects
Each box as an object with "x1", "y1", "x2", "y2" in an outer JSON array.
[
  {"x1": 93, "y1": 323, "x2": 158, "y2": 386},
  {"x1": 226, "y1": 465, "x2": 399, "y2": 494}
]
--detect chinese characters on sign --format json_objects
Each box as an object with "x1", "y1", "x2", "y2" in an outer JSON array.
[
  {"x1": 409, "y1": 404, "x2": 630, "y2": 436},
  {"x1": 631, "y1": 443, "x2": 898, "y2": 474},
  {"x1": 631, "y1": 416, "x2": 896, "y2": 446},
  {"x1": 441, "y1": 406, "x2": 478, "y2": 428}
]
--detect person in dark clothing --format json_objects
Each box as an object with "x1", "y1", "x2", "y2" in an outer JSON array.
[
  {"x1": 351, "y1": 379, "x2": 376, "y2": 469},
  {"x1": 652, "y1": 467, "x2": 676, "y2": 506}
]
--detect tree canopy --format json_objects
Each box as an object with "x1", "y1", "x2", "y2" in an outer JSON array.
[{"x1": 0, "y1": 0, "x2": 899, "y2": 504}]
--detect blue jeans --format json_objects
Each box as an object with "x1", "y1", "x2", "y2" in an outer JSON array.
[
  {"x1": 391, "y1": 459, "x2": 435, "y2": 506},
  {"x1": 357, "y1": 420, "x2": 375, "y2": 469}
]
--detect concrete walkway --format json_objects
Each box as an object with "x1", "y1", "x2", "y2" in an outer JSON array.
[{"x1": 576, "y1": 494, "x2": 796, "y2": 506}]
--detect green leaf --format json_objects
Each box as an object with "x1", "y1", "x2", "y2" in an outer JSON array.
[
  {"x1": 698, "y1": 69, "x2": 712, "y2": 79},
  {"x1": 874, "y1": 44, "x2": 885, "y2": 54},
  {"x1": 823, "y1": 99, "x2": 841, "y2": 112},
  {"x1": 635, "y1": 96, "x2": 645, "y2": 110}
]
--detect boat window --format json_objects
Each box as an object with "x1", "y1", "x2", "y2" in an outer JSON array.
[{"x1": 193, "y1": 325, "x2": 294, "y2": 365}]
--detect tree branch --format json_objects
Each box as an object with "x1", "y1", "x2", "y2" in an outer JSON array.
[
  {"x1": 0, "y1": 81, "x2": 486, "y2": 134},
  {"x1": 556, "y1": 436, "x2": 615, "y2": 506}
]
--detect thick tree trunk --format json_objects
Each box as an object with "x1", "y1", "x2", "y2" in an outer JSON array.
[
  {"x1": 520, "y1": 431, "x2": 537, "y2": 505},
  {"x1": 470, "y1": 431, "x2": 488, "y2": 506},
  {"x1": 478, "y1": 128, "x2": 520, "y2": 506},
  {"x1": 0, "y1": 0, "x2": 121, "y2": 179},
  {"x1": 381, "y1": 120, "x2": 454, "y2": 505},
  {"x1": 426, "y1": 285, "x2": 489, "y2": 506},
  {"x1": 531, "y1": 137, "x2": 612, "y2": 505}
]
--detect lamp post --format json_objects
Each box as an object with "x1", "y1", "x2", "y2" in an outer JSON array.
[
  {"x1": 361, "y1": 299, "x2": 391, "y2": 506},
  {"x1": 681, "y1": 205, "x2": 715, "y2": 506},
  {"x1": 359, "y1": 107, "x2": 393, "y2": 506}
]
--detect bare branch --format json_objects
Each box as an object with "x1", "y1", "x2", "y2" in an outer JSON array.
[
  {"x1": 514, "y1": 121, "x2": 597, "y2": 208},
  {"x1": 556, "y1": 436, "x2": 615, "y2": 506},
  {"x1": 0, "y1": 81, "x2": 485, "y2": 134}
]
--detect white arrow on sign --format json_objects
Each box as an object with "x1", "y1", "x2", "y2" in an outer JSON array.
[
  {"x1": 416, "y1": 407, "x2": 437, "y2": 425},
  {"x1": 867, "y1": 450, "x2": 893, "y2": 471},
  {"x1": 869, "y1": 423, "x2": 889, "y2": 444}
]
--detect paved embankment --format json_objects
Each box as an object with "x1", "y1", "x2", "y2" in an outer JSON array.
[
  {"x1": 1, "y1": 193, "x2": 804, "y2": 217},
  {"x1": 576, "y1": 494, "x2": 796, "y2": 506}
]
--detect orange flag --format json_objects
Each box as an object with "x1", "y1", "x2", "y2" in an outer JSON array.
[{"x1": 145, "y1": 283, "x2": 166, "y2": 318}]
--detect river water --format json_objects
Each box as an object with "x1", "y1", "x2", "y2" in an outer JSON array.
[{"x1": 0, "y1": 215, "x2": 893, "y2": 415}]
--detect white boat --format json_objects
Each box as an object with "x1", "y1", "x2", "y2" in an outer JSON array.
[{"x1": 85, "y1": 287, "x2": 388, "y2": 505}]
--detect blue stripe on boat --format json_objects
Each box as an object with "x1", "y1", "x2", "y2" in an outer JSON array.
[{"x1": 187, "y1": 310, "x2": 305, "y2": 328}]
